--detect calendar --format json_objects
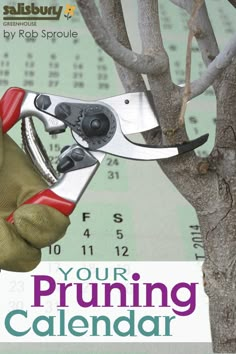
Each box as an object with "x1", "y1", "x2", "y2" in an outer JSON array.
[{"x1": 0, "y1": 0, "x2": 235, "y2": 353}]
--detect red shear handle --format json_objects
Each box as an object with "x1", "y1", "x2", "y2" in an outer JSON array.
[
  {"x1": 7, "y1": 189, "x2": 76, "y2": 224},
  {"x1": 0, "y1": 87, "x2": 25, "y2": 133}
]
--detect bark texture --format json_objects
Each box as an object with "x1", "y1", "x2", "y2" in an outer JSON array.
[
  {"x1": 76, "y1": 0, "x2": 236, "y2": 352},
  {"x1": 198, "y1": 60, "x2": 236, "y2": 353}
]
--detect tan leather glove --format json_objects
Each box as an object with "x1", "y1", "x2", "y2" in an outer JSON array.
[{"x1": 0, "y1": 133, "x2": 70, "y2": 272}]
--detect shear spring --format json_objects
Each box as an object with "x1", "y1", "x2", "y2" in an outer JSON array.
[{"x1": 21, "y1": 117, "x2": 59, "y2": 185}]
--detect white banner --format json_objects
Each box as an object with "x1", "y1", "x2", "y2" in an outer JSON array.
[{"x1": 0, "y1": 262, "x2": 211, "y2": 342}]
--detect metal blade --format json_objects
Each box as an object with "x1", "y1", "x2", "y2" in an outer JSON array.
[
  {"x1": 95, "y1": 133, "x2": 208, "y2": 160},
  {"x1": 101, "y1": 91, "x2": 158, "y2": 135},
  {"x1": 73, "y1": 125, "x2": 209, "y2": 160}
]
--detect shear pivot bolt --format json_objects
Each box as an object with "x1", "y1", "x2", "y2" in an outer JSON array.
[
  {"x1": 82, "y1": 113, "x2": 110, "y2": 137},
  {"x1": 71, "y1": 148, "x2": 85, "y2": 161},
  {"x1": 36, "y1": 95, "x2": 51, "y2": 110},
  {"x1": 91, "y1": 119, "x2": 101, "y2": 130},
  {"x1": 55, "y1": 103, "x2": 71, "y2": 119},
  {"x1": 57, "y1": 157, "x2": 74, "y2": 173}
]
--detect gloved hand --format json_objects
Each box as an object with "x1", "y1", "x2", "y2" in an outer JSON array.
[{"x1": 0, "y1": 132, "x2": 70, "y2": 272}]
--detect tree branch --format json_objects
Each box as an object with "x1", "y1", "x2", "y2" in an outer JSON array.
[
  {"x1": 99, "y1": 0, "x2": 161, "y2": 149},
  {"x1": 76, "y1": 0, "x2": 168, "y2": 75},
  {"x1": 99, "y1": 0, "x2": 146, "y2": 92},
  {"x1": 227, "y1": 0, "x2": 236, "y2": 8},
  {"x1": 189, "y1": 33, "x2": 236, "y2": 99},
  {"x1": 137, "y1": 0, "x2": 211, "y2": 207},
  {"x1": 137, "y1": 0, "x2": 178, "y2": 131},
  {"x1": 138, "y1": 0, "x2": 166, "y2": 53},
  {"x1": 179, "y1": 0, "x2": 204, "y2": 126},
  {"x1": 170, "y1": 0, "x2": 219, "y2": 67},
  {"x1": 179, "y1": 30, "x2": 194, "y2": 126}
]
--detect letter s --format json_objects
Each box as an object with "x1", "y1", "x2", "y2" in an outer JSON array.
[{"x1": 3, "y1": 6, "x2": 9, "y2": 15}]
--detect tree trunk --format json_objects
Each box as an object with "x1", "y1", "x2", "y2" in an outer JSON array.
[
  {"x1": 199, "y1": 200, "x2": 236, "y2": 353},
  {"x1": 197, "y1": 73, "x2": 236, "y2": 350}
]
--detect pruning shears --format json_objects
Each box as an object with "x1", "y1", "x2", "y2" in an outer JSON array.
[{"x1": 0, "y1": 87, "x2": 208, "y2": 223}]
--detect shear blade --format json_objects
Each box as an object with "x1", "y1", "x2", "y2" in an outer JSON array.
[
  {"x1": 96, "y1": 133, "x2": 209, "y2": 160},
  {"x1": 177, "y1": 133, "x2": 209, "y2": 154},
  {"x1": 102, "y1": 91, "x2": 158, "y2": 135}
]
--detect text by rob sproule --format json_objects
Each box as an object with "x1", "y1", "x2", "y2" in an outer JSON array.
[{"x1": 3, "y1": 29, "x2": 79, "y2": 40}]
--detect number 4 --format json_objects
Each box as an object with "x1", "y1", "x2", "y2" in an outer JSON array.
[{"x1": 83, "y1": 229, "x2": 91, "y2": 238}]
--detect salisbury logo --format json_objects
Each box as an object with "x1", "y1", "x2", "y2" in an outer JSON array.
[
  {"x1": 64, "y1": 4, "x2": 76, "y2": 20},
  {"x1": 2, "y1": 3, "x2": 76, "y2": 21}
]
